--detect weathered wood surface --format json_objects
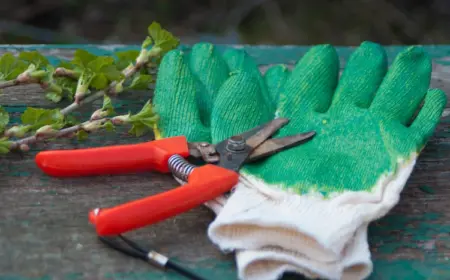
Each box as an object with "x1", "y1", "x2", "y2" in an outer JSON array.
[{"x1": 0, "y1": 44, "x2": 450, "y2": 280}]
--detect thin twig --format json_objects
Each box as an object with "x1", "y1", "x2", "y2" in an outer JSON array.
[
  {"x1": 60, "y1": 61, "x2": 140, "y2": 116},
  {"x1": 0, "y1": 79, "x2": 19, "y2": 89},
  {"x1": 9, "y1": 118, "x2": 110, "y2": 150},
  {"x1": 8, "y1": 60, "x2": 148, "y2": 150},
  {"x1": 8, "y1": 49, "x2": 150, "y2": 151}
]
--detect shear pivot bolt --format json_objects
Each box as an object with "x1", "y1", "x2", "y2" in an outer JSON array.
[{"x1": 227, "y1": 136, "x2": 245, "y2": 151}]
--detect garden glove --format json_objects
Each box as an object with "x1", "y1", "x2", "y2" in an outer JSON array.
[
  {"x1": 152, "y1": 41, "x2": 272, "y2": 143},
  {"x1": 205, "y1": 42, "x2": 447, "y2": 280}
]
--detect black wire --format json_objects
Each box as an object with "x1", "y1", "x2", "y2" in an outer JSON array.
[
  {"x1": 98, "y1": 236, "x2": 146, "y2": 259},
  {"x1": 98, "y1": 234, "x2": 209, "y2": 280},
  {"x1": 118, "y1": 234, "x2": 147, "y2": 254}
]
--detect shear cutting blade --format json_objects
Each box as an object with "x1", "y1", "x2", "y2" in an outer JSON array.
[
  {"x1": 245, "y1": 118, "x2": 290, "y2": 150},
  {"x1": 188, "y1": 118, "x2": 315, "y2": 166},
  {"x1": 246, "y1": 131, "x2": 316, "y2": 162}
]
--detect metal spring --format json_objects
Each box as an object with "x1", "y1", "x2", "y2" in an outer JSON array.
[{"x1": 168, "y1": 154, "x2": 196, "y2": 182}]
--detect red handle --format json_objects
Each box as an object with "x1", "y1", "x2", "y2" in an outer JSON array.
[
  {"x1": 35, "y1": 136, "x2": 190, "y2": 177},
  {"x1": 88, "y1": 164, "x2": 239, "y2": 236}
]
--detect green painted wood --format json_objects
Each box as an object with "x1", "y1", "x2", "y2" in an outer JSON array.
[
  {"x1": 1, "y1": 44, "x2": 450, "y2": 69},
  {"x1": 0, "y1": 44, "x2": 449, "y2": 280}
]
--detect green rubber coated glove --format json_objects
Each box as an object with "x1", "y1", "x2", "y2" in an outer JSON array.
[
  {"x1": 203, "y1": 42, "x2": 447, "y2": 280},
  {"x1": 152, "y1": 42, "x2": 446, "y2": 280},
  {"x1": 152, "y1": 43, "x2": 272, "y2": 143}
]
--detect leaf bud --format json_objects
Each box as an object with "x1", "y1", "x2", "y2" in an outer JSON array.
[
  {"x1": 35, "y1": 125, "x2": 58, "y2": 138},
  {"x1": 111, "y1": 115, "x2": 130, "y2": 125},
  {"x1": 19, "y1": 144, "x2": 30, "y2": 152},
  {"x1": 5, "y1": 125, "x2": 28, "y2": 138},
  {"x1": 90, "y1": 109, "x2": 108, "y2": 121}
]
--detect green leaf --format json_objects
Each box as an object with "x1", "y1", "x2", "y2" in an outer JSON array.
[
  {"x1": 21, "y1": 107, "x2": 65, "y2": 130},
  {"x1": 103, "y1": 120, "x2": 115, "y2": 132},
  {"x1": 76, "y1": 130, "x2": 89, "y2": 141},
  {"x1": 35, "y1": 66, "x2": 64, "y2": 104},
  {"x1": 71, "y1": 52, "x2": 123, "y2": 95},
  {"x1": 128, "y1": 101, "x2": 159, "y2": 137},
  {"x1": 101, "y1": 65, "x2": 123, "y2": 81},
  {"x1": 87, "y1": 56, "x2": 114, "y2": 72},
  {"x1": 129, "y1": 122, "x2": 148, "y2": 137},
  {"x1": 58, "y1": 60, "x2": 75, "y2": 70},
  {"x1": 45, "y1": 92, "x2": 63, "y2": 103},
  {"x1": 55, "y1": 77, "x2": 77, "y2": 101},
  {"x1": 115, "y1": 50, "x2": 140, "y2": 63},
  {"x1": 0, "y1": 106, "x2": 9, "y2": 134},
  {"x1": 0, "y1": 53, "x2": 27, "y2": 81},
  {"x1": 102, "y1": 95, "x2": 115, "y2": 115},
  {"x1": 147, "y1": 22, "x2": 179, "y2": 54},
  {"x1": 18, "y1": 51, "x2": 49, "y2": 69},
  {"x1": 65, "y1": 114, "x2": 80, "y2": 126},
  {"x1": 115, "y1": 50, "x2": 140, "y2": 70},
  {"x1": 142, "y1": 36, "x2": 153, "y2": 49},
  {"x1": 90, "y1": 74, "x2": 109, "y2": 89},
  {"x1": 72, "y1": 49, "x2": 97, "y2": 68},
  {"x1": 129, "y1": 74, "x2": 153, "y2": 90},
  {"x1": 44, "y1": 87, "x2": 63, "y2": 103},
  {"x1": 85, "y1": 58, "x2": 123, "y2": 90},
  {"x1": 129, "y1": 100, "x2": 153, "y2": 120},
  {"x1": 0, "y1": 137, "x2": 11, "y2": 154}
]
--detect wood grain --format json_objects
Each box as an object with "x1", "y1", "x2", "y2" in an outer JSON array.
[{"x1": 0, "y1": 45, "x2": 450, "y2": 280}]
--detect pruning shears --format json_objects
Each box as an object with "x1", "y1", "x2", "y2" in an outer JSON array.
[
  {"x1": 35, "y1": 118, "x2": 315, "y2": 235},
  {"x1": 34, "y1": 117, "x2": 315, "y2": 279}
]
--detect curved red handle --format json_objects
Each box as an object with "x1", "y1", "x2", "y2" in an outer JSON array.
[
  {"x1": 89, "y1": 164, "x2": 239, "y2": 236},
  {"x1": 35, "y1": 136, "x2": 190, "y2": 177}
]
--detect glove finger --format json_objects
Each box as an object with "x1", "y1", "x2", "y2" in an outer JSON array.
[
  {"x1": 330, "y1": 41, "x2": 387, "y2": 111},
  {"x1": 188, "y1": 43, "x2": 230, "y2": 126},
  {"x1": 264, "y1": 64, "x2": 291, "y2": 110},
  {"x1": 222, "y1": 49, "x2": 276, "y2": 112},
  {"x1": 211, "y1": 72, "x2": 272, "y2": 143},
  {"x1": 222, "y1": 48, "x2": 260, "y2": 74},
  {"x1": 152, "y1": 49, "x2": 210, "y2": 142},
  {"x1": 369, "y1": 46, "x2": 432, "y2": 125},
  {"x1": 277, "y1": 44, "x2": 339, "y2": 118},
  {"x1": 409, "y1": 88, "x2": 447, "y2": 148}
]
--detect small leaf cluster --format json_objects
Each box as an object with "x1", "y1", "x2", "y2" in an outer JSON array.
[
  {"x1": 0, "y1": 21, "x2": 179, "y2": 154},
  {"x1": 112, "y1": 101, "x2": 159, "y2": 137}
]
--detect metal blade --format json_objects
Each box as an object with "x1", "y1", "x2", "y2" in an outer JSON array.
[
  {"x1": 207, "y1": 118, "x2": 289, "y2": 172},
  {"x1": 245, "y1": 118, "x2": 290, "y2": 150},
  {"x1": 246, "y1": 131, "x2": 316, "y2": 162},
  {"x1": 188, "y1": 118, "x2": 288, "y2": 161},
  {"x1": 187, "y1": 142, "x2": 219, "y2": 163}
]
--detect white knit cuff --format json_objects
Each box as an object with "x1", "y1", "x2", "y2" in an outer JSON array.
[
  {"x1": 207, "y1": 155, "x2": 417, "y2": 266},
  {"x1": 235, "y1": 224, "x2": 372, "y2": 280}
]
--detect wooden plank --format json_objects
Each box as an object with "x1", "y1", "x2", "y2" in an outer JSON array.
[{"x1": 0, "y1": 44, "x2": 450, "y2": 280}]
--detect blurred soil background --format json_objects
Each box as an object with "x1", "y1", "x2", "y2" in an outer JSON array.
[{"x1": 1, "y1": 0, "x2": 450, "y2": 46}]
